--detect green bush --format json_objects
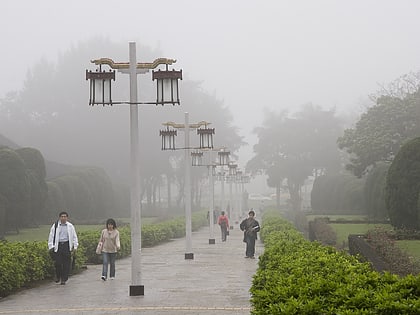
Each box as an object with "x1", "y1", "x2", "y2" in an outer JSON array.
[
  {"x1": 386, "y1": 137, "x2": 420, "y2": 229},
  {"x1": 251, "y1": 211, "x2": 420, "y2": 314}
]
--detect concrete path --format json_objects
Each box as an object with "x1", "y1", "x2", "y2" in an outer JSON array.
[{"x1": 0, "y1": 223, "x2": 263, "y2": 314}]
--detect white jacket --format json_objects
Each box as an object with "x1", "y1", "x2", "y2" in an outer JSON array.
[{"x1": 48, "y1": 221, "x2": 79, "y2": 252}]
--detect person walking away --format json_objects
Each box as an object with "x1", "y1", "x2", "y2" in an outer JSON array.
[
  {"x1": 239, "y1": 210, "x2": 260, "y2": 258},
  {"x1": 48, "y1": 211, "x2": 78, "y2": 285},
  {"x1": 217, "y1": 211, "x2": 230, "y2": 242},
  {"x1": 99, "y1": 218, "x2": 120, "y2": 281}
]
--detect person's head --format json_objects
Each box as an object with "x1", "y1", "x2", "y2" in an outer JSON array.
[
  {"x1": 221, "y1": 211, "x2": 225, "y2": 215},
  {"x1": 248, "y1": 210, "x2": 255, "y2": 217},
  {"x1": 58, "y1": 211, "x2": 69, "y2": 224},
  {"x1": 106, "y1": 218, "x2": 117, "y2": 230}
]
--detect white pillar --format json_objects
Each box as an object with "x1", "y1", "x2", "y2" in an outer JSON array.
[
  {"x1": 128, "y1": 42, "x2": 143, "y2": 296},
  {"x1": 234, "y1": 179, "x2": 239, "y2": 224},
  {"x1": 184, "y1": 112, "x2": 193, "y2": 259},
  {"x1": 229, "y1": 179, "x2": 233, "y2": 228},
  {"x1": 221, "y1": 170, "x2": 225, "y2": 213},
  {"x1": 209, "y1": 163, "x2": 215, "y2": 244},
  {"x1": 239, "y1": 182, "x2": 243, "y2": 219}
]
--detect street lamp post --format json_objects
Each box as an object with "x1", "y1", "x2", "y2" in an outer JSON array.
[
  {"x1": 191, "y1": 148, "x2": 230, "y2": 244},
  {"x1": 227, "y1": 162, "x2": 237, "y2": 228},
  {"x1": 160, "y1": 113, "x2": 214, "y2": 259},
  {"x1": 86, "y1": 42, "x2": 182, "y2": 296}
]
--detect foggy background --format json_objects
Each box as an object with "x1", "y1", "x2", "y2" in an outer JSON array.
[{"x1": 2, "y1": 0, "x2": 420, "y2": 193}]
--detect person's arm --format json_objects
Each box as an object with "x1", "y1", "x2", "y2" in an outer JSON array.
[
  {"x1": 116, "y1": 230, "x2": 121, "y2": 250},
  {"x1": 47, "y1": 224, "x2": 55, "y2": 249},
  {"x1": 226, "y1": 217, "x2": 229, "y2": 227},
  {"x1": 72, "y1": 225, "x2": 79, "y2": 250},
  {"x1": 240, "y1": 219, "x2": 245, "y2": 231},
  {"x1": 253, "y1": 221, "x2": 260, "y2": 232}
]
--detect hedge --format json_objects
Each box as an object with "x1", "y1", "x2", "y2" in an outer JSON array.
[{"x1": 251, "y1": 211, "x2": 420, "y2": 314}]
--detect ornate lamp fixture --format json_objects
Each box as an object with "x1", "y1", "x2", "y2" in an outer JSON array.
[
  {"x1": 216, "y1": 171, "x2": 225, "y2": 182},
  {"x1": 197, "y1": 126, "x2": 215, "y2": 149},
  {"x1": 86, "y1": 67, "x2": 115, "y2": 106},
  {"x1": 152, "y1": 66, "x2": 183, "y2": 105},
  {"x1": 86, "y1": 58, "x2": 182, "y2": 106},
  {"x1": 236, "y1": 170, "x2": 243, "y2": 182},
  {"x1": 218, "y1": 148, "x2": 230, "y2": 166},
  {"x1": 160, "y1": 127, "x2": 177, "y2": 150},
  {"x1": 191, "y1": 150, "x2": 203, "y2": 166},
  {"x1": 160, "y1": 120, "x2": 214, "y2": 150},
  {"x1": 228, "y1": 162, "x2": 238, "y2": 177}
]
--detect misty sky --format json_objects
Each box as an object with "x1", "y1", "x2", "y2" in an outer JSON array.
[{"x1": 2, "y1": 0, "x2": 420, "y2": 168}]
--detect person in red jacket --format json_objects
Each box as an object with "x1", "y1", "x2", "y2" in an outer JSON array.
[{"x1": 217, "y1": 211, "x2": 230, "y2": 242}]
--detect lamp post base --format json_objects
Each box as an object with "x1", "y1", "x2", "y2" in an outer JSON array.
[
  {"x1": 129, "y1": 285, "x2": 144, "y2": 296},
  {"x1": 185, "y1": 253, "x2": 194, "y2": 260},
  {"x1": 209, "y1": 238, "x2": 215, "y2": 244}
]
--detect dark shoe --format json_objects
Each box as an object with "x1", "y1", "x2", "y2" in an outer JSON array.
[
  {"x1": 55, "y1": 279, "x2": 60, "y2": 283},
  {"x1": 60, "y1": 281, "x2": 66, "y2": 285},
  {"x1": 101, "y1": 276, "x2": 106, "y2": 281},
  {"x1": 250, "y1": 256, "x2": 255, "y2": 259}
]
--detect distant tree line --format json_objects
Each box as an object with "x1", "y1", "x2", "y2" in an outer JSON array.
[
  {"x1": 0, "y1": 145, "x2": 127, "y2": 239},
  {"x1": 311, "y1": 74, "x2": 420, "y2": 229},
  {"x1": 248, "y1": 71, "x2": 420, "y2": 230}
]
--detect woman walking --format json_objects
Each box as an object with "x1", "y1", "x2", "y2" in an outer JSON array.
[{"x1": 99, "y1": 218, "x2": 120, "y2": 281}]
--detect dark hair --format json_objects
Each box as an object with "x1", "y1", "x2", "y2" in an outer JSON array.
[
  {"x1": 106, "y1": 218, "x2": 117, "y2": 228},
  {"x1": 221, "y1": 211, "x2": 225, "y2": 215},
  {"x1": 59, "y1": 211, "x2": 68, "y2": 217},
  {"x1": 248, "y1": 210, "x2": 255, "y2": 216}
]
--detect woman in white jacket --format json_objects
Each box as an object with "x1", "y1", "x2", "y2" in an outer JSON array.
[{"x1": 48, "y1": 211, "x2": 78, "y2": 285}]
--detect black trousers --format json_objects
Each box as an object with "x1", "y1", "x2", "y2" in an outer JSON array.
[
  {"x1": 55, "y1": 241, "x2": 71, "y2": 282},
  {"x1": 221, "y1": 226, "x2": 228, "y2": 241},
  {"x1": 245, "y1": 235, "x2": 256, "y2": 257}
]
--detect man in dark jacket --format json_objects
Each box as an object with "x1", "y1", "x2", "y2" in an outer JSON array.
[{"x1": 239, "y1": 210, "x2": 260, "y2": 258}]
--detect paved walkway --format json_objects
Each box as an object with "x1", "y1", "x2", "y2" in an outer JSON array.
[{"x1": 0, "y1": 223, "x2": 263, "y2": 315}]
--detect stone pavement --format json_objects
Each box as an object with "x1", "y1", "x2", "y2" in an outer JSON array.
[{"x1": 0, "y1": 223, "x2": 263, "y2": 315}]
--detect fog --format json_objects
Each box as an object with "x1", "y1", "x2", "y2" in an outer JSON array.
[{"x1": 2, "y1": 0, "x2": 420, "y2": 170}]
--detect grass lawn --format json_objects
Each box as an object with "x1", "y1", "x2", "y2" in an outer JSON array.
[
  {"x1": 5, "y1": 225, "x2": 103, "y2": 242},
  {"x1": 330, "y1": 223, "x2": 392, "y2": 247},
  {"x1": 4, "y1": 217, "x2": 160, "y2": 242},
  {"x1": 396, "y1": 240, "x2": 420, "y2": 261},
  {"x1": 306, "y1": 214, "x2": 369, "y2": 222}
]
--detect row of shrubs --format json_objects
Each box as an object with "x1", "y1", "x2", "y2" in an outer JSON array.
[
  {"x1": 0, "y1": 211, "x2": 207, "y2": 297},
  {"x1": 250, "y1": 211, "x2": 420, "y2": 314}
]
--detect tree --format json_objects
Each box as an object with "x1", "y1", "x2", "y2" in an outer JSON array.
[
  {"x1": 247, "y1": 104, "x2": 343, "y2": 211},
  {"x1": 385, "y1": 137, "x2": 420, "y2": 229},
  {"x1": 338, "y1": 86, "x2": 420, "y2": 177}
]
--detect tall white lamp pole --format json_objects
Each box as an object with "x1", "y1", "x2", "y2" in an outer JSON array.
[{"x1": 86, "y1": 41, "x2": 182, "y2": 296}]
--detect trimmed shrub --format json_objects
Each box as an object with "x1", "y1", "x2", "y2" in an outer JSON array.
[{"x1": 386, "y1": 137, "x2": 420, "y2": 229}]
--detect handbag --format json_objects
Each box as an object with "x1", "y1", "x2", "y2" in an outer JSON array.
[
  {"x1": 96, "y1": 241, "x2": 103, "y2": 254},
  {"x1": 96, "y1": 230, "x2": 104, "y2": 254}
]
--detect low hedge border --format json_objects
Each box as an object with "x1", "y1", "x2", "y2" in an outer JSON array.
[
  {"x1": 0, "y1": 211, "x2": 207, "y2": 297},
  {"x1": 251, "y1": 211, "x2": 420, "y2": 314}
]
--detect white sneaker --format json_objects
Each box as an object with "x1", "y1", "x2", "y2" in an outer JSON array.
[
  {"x1": 109, "y1": 277, "x2": 115, "y2": 280},
  {"x1": 101, "y1": 276, "x2": 106, "y2": 281}
]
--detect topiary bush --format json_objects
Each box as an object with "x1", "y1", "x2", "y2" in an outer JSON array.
[{"x1": 386, "y1": 137, "x2": 420, "y2": 229}]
